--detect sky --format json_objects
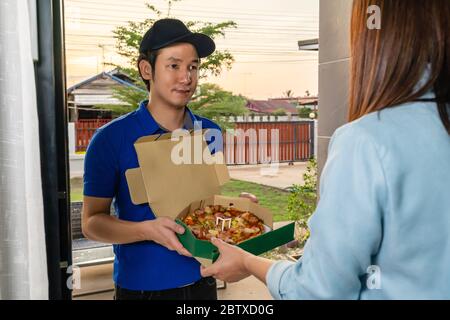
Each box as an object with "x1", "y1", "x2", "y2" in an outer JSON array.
[{"x1": 64, "y1": 0, "x2": 319, "y2": 99}]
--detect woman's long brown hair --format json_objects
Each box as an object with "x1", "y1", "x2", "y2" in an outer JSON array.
[{"x1": 349, "y1": 0, "x2": 450, "y2": 134}]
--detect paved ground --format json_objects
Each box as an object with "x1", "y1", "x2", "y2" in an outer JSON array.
[
  {"x1": 73, "y1": 263, "x2": 272, "y2": 300},
  {"x1": 72, "y1": 221, "x2": 294, "y2": 300},
  {"x1": 70, "y1": 156, "x2": 307, "y2": 190},
  {"x1": 228, "y1": 162, "x2": 306, "y2": 190},
  {"x1": 70, "y1": 161, "x2": 305, "y2": 300}
]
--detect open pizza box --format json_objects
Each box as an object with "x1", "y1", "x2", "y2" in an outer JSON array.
[{"x1": 125, "y1": 130, "x2": 295, "y2": 266}]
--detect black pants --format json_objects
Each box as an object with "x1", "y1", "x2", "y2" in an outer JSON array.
[{"x1": 114, "y1": 277, "x2": 217, "y2": 300}]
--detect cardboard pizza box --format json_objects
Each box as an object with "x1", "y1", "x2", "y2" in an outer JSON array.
[{"x1": 125, "y1": 129, "x2": 295, "y2": 265}]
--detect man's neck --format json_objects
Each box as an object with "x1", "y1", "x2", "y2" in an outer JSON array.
[{"x1": 147, "y1": 100, "x2": 185, "y2": 132}]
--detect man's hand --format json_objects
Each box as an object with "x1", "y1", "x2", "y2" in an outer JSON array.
[
  {"x1": 200, "y1": 237, "x2": 253, "y2": 282},
  {"x1": 239, "y1": 192, "x2": 259, "y2": 203},
  {"x1": 141, "y1": 217, "x2": 192, "y2": 257}
]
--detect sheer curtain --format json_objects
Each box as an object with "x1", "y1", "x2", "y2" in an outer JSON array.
[{"x1": 0, "y1": 0, "x2": 48, "y2": 299}]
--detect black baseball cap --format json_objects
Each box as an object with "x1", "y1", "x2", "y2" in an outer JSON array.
[{"x1": 139, "y1": 18, "x2": 216, "y2": 58}]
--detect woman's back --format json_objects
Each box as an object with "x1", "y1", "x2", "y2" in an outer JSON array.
[
  {"x1": 352, "y1": 97, "x2": 450, "y2": 299},
  {"x1": 266, "y1": 97, "x2": 450, "y2": 300}
]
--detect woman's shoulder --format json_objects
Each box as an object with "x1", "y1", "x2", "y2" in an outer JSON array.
[{"x1": 333, "y1": 101, "x2": 438, "y2": 145}]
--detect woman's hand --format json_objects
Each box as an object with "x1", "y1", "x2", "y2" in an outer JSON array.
[{"x1": 200, "y1": 237, "x2": 254, "y2": 282}]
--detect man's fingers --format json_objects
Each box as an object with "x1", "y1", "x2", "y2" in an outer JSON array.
[
  {"x1": 178, "y1": 247, "x2": 192, "y2": 257},
  {"x1": 200, "y1": 265, "x2": 216, "y2": 278},
  {"x1": 239, "y1": 192, "x2": 259, "y2": 203},
  {"x1": 211, "y1": 237, "x2": 226, "y2": 248},
  {"x1": 163, "y1": 218, "x2": 185, "y2": 234},
  {"x1": 168, "y1": 236, "x2": 192, "y2": 257}
]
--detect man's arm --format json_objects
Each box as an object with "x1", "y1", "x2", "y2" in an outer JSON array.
[{"x1": 82, "y1": 196, "x2": 192, "y2": 257}]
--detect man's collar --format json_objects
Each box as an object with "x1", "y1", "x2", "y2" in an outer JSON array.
[{"x1": 136, "y1": 100, "x2": 197, "y2": 135}]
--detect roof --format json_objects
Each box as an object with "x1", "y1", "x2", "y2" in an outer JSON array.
[
  {"x1": 298, "y1": 38, "x2": 319, "y2": 51},
  {"x1": 67, "y1": 69, "x2": 146, "y2": 94},
  {"x1": 269, "y1": 97, "x2": 318, "y2": 106},
  {"x1": 246, "y1": 100, "x2": 298, "y2": 114},
  {"x1": 297, "y1": 98, "x2": 318, "y2": 105}
]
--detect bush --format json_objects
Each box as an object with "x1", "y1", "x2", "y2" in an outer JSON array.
[{"x1": 287, "y1": 158, "x2": 317, "y2": 245}]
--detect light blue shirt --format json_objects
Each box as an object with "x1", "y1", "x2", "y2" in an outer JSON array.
[{"x1": 267, "y1": 96, "x2": 450, "y2": 299}]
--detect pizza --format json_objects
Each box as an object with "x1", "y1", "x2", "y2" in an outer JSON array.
[{"x1": 182, "y1": 205, "x2": 265, "y2": 245}]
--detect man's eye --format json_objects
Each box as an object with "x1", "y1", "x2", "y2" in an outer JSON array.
[
  {"x1": 190, "y1": 65, "x2": 198, "y2": 70},
  {"x1": 170, "y1": 64, "x2": 179, "y2": 69}
]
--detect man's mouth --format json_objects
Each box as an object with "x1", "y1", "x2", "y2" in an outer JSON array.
[{"x1": 173, "y1": 89, "x2": 191, "y2": 95}]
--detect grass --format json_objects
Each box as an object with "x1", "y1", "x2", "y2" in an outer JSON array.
[
  {"x1": 70, "y1": 178, "x2": 292, "y2": 222},
  {"x1": 70, "y1": 177, "x2": 83, "y2": 202},
  {"x1": 221, "y1": 179, "x2": 290, "y2": 222}
]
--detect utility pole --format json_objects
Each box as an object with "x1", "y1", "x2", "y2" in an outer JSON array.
[{"x1": 98, "y1": 44, "x2": 106, "y2": 72}]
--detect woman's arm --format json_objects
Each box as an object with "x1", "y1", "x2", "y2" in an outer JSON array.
[
  {"x1": 203, "y1": 123, "x2": 387, "y2": 300},
  {"x1": 200, "y1": 237, "x2": 274, "y2": 283}
]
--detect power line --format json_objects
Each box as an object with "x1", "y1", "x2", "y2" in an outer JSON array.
[
  {"x1": 64, "y1": 17, "x2": 318, "y2": 32},
  {"x1": 64, "y1": 6, "x2": 318, "y2": 29},
  {"x1": 65, "y1": 0, "x2": 318, "y2": 21}
]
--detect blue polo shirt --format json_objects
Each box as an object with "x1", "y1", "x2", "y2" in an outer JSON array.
[{"x1": 83, "y1": 100, "x2": 222, "y2": 291}]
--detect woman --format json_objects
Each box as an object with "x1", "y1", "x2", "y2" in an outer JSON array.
[{"x1": 201, "y1": 0, "x2": 450, "y2": 299}]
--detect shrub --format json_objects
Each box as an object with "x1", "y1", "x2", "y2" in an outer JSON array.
[{"x1": 287, "y1": 157, "x2": 317, "y2": 245}]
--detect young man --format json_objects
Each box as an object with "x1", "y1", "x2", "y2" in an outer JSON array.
[{"x1": 82, "y1": 19, "x2": 221, "y2": 300}]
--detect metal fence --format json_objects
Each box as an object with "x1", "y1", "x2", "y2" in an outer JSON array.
[
  {"x1": 75, "y1": 119, "x2": 110, "y2": 152},
  {"x1": 224, "y1": 121, "x2": 314, "y2": 164},
  {"x1": 74, "y1": 119, "x2": 315, "y2": 163}
]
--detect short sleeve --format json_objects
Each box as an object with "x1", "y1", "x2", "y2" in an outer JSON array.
[
  {"x1": 83, "y1": 128, "x2": 119, "y2": 198},
  {"x1": 266, "y1": 123, "x2": 387, "y2": 299}
]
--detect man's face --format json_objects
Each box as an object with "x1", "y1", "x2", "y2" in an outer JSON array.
[{"x1": 149, "y1": 43, "x2": 199, "y2": 109}]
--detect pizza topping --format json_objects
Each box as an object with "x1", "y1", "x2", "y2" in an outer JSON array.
[{"x1": 182, "y1": 204, "x2": 264, "y2": 245}]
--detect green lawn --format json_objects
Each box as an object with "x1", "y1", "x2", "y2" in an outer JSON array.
[
  {"x1": 70, "y1": 178, "x2": 291, "y2": 222},
  {"x1": 70, "y1": 177, "x2": 83, "y2": 202},
  {"x1": 220, "y1": 179, "x2": 290, "y2": 222}
]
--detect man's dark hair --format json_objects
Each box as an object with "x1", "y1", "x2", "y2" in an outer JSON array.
[{"x1": 137, "y1": 50, "x2": 159, "y2": 92}]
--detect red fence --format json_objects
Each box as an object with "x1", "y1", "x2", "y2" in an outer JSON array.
[
  {"x1": 75, "y1": 119, "x2": 314, "y2": 163},
  {"x1": 75, "y1": 119, "x2": 110, "y2": 152},
  {"x1": 224, "y1": 122, "x2": 314, "y2": 164}
]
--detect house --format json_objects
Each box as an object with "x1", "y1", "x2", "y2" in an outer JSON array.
[
  {"x1": 298, "y1": 38, "x2": 319, "y2": 51},
  {"x1": 269, "y1": 96, "x2": 318, "y2": 109},
  {"x1": 67, "y1": 69, "x2": 145, "y2": 122},
  {"x1": 246, "y1": 99, "x2": 299, "y2": 115}
]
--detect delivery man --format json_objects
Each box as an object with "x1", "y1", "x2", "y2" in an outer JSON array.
[{"x1": 81, "y1": 18, "x2": 222, "y2": 300}]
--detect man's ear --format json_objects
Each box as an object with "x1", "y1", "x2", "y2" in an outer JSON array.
[{"x1": 138, "y1": 59, "x2": 152, "y2": 80}]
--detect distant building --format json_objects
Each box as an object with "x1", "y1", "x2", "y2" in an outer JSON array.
[
  {"x1": 246, "y1": 99, "x2": 299, "y2": 115},
  {"x1": 269, "y1": 96, "x2": 318, "y2": 109},
  {"x1": 67, "y1": 69, "x2": 145, "y2": 122},
  {"x1": 298, "y1": 38, "x2": 319, "y2": 51}
]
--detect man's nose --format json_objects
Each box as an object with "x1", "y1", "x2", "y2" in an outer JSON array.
[{"x1": 180, "y1": 69, "x2": 192, "y2": 84}]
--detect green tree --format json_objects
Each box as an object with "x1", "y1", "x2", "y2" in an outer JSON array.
[
  {"x1": 188, "y1": 83, "x2": 247, "y2": 129},
  {"x1": 95, "y1": 1, "x2": 241, "y2": 122},
  {"x1": 297, "y1": 106, "x2": 315, "y2": 119},
  {"x1": 271, "y1": 108, "x2": 287, "y2": 116}
]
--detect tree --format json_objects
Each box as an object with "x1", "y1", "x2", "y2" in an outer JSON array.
[
  {"x1": 271, "y1": 108, "x2": 287, "y2": 116},
  {"x1": 297, "y1": 107, "x2": 315, "y2": 119},
  {"x1": 94, "y1": 1, "x2": 241, "y2": 124},
  {"x1": 283, "y1": 89, "x2": 295, "y2": 98},
  {"x1": 188, "y1": 83, "x2": 247, "y2": 129}
]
